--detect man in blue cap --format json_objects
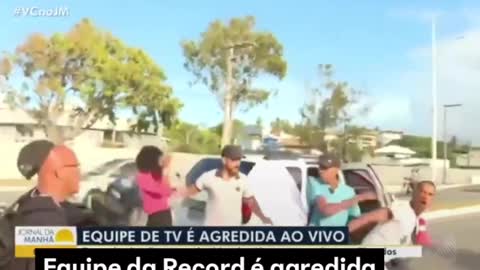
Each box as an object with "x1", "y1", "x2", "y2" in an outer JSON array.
[{"x1": 307, "y1": 153, "x2": 376, "y2": 227}]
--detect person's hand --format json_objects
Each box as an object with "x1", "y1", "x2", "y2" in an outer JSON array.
[
  {"x1": 162, "y1": 155, "x2": 172, "y2": 169},
  {"x1": 357, "y1": 191, "x2": 377, "y2": 202},
  {"x1": 161, "y1": 155, "x2": 173, "y2": 175},
  {"x1": 172, "y1": 186, "x2": 187, "y2": 198},
  {"x1": 261, "y1": 216, "x2": 273, "y2": 225}
]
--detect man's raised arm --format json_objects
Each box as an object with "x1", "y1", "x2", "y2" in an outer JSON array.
[
  {"x1": 348, "y1": 207, "x2": 392, "y2": 233},
  {"x1": 316, "y1": 192, "x2": 377, "y2": 217}
]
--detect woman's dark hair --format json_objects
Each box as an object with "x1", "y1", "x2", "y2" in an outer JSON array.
[{"x1": 135, "y1": 146, "x2": 163, "y2": 174}]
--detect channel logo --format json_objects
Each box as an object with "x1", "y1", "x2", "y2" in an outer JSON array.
[{"x1": 15, "y1": 226, "x2": 77, "y2": 258}]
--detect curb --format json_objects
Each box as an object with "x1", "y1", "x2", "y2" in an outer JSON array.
[{"x1": 424, "y1": 204, "x2": 480, "y2": 220}]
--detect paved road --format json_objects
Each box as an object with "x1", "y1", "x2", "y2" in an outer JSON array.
[
  {"x1": 396, "y1": 184, "x2": 480, "y2": 210},
  {"x1": 404, "y1": 213, "x2": 480, "y2": 270}
]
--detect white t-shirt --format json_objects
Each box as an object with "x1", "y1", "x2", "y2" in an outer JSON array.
[
  {"x1": 195, "y1": 170, "x2": 253, "y2": 226},
  {"x1": 362, "y1": 200, "x2": 418, "y2": 247}
]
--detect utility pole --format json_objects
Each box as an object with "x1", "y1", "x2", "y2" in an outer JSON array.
[
  {"x1": 442, "y1": 104, "x2": 462, "y2": 184},
  {"x1": 431, "y1": 16, "x2": 438, "y2": 183},
  {"x1": 220, "y1": 42, "x2": 256, "y2": 148},
  {"x1": 221, "y1": 46, "x2": 234, "y2": 148},
  {"x1": 443, "y1": 106, "x2": 447, "y2": 184}
]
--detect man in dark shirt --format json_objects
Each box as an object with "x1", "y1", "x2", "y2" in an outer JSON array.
[{"x1": 6, "y1": 140, "x2": 82, "y2": 270}]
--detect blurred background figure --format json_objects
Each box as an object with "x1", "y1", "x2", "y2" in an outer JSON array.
[{"x1": 135, "y1": 145, "x2": 174, "y2": 227}]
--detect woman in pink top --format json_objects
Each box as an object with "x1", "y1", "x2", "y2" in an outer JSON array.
[{"x1": 135, "y1": 146, "x2": 174, "y2": 226}]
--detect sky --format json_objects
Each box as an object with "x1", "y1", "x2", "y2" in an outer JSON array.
[{"x1": 1, "y1": 0, "x2": 480, "y2": 144}]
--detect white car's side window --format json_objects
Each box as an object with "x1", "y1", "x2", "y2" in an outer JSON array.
[
  {"x1": 286, "y1": 166, "x2": 302, "y2": 191},
  {"x1": 343, "y1": 169, "x2": 380, "y2": 214}
]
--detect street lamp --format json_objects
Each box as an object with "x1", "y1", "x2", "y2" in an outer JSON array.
[
  {"x1": 442, "y1": 103, "x2": 462, "y2": 184},
  {"x1": 430, "y1": 13, "x2": 465, "y2": 182},
  {"x1": 431, "y1": 16, "x2": 438, "y2": 183}
]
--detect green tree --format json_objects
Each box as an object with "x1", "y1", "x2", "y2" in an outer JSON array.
[
  {"x1": 449, "y1": 136, "x2": 458, "y2": 152},
  {"x1": 390, "y1": 135, "x2": 451, "y2": 158},
  {"x1": 181, "y1": 16, "x2": 287, "y2": 147},
  {"x1": 0, "y1": 18, "x2": 181, "y2": 143},
  {"x1": 211, "y1": 119, "x2": 247, "y2": 143},
  {"x1": 299, "y1": 64, "x2": 368, "y2": 154},
  {"x1": 165, "y1": 121, "x2": 220, "y2": 154},
  {"x1": 255, "y1": 117, "x2": 263, "y2": 128},
  {"x1": 290, "y1": 123, "x2": 325, "y2": 150},
  {"x1": 271, "y1": 118, "x2": 294, "y2": 134}
]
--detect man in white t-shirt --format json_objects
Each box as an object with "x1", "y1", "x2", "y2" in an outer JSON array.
[
  {"x1": 182, "y1": 145, "x2": 272, "y2": 226},
  {"x1": 349, "y1": 181, "x2": 436, "y2": 269}
]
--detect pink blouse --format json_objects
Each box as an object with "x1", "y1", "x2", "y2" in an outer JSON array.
[{"x1": 136, "y1": 172, "x2": 173, "y2": 214}]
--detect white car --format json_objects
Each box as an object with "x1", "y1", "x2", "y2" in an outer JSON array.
[
  {"x1": 70, "y1": 159, "x2": 136, "y2": 208},
  {"x1": 179, "y1": 153, "x2": 394, "y2": 229}
]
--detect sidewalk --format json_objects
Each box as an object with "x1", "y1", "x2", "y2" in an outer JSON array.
[{"x1": 394, "y1": 197, "x2": 480, "y2": 221}]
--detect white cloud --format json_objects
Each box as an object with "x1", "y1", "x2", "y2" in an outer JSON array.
[
  {"x1": 369, "y1": 25, "x2": 480, "y2": 144},
  {"x1": 356, "y1": 94, "x2": 413, "y2": 131}
]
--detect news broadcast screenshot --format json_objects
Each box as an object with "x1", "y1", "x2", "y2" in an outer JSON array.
[{"x1": 0, "y1": 1, "x2": 478, "y2": 269}]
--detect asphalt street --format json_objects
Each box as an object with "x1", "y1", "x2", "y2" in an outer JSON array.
[{"x1": 395, "y1": 184, "x2": 480, "y2": 210}]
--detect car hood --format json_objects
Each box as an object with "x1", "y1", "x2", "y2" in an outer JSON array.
[{"x1": 246, "y1": 160, "x2": 307, "y2": 226}]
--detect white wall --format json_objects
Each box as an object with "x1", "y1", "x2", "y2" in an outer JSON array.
[
  {"x1": 0, "y1": 142, "x2": 138, "y2": 179},
  {"x1": 0, "y1": 133, "x2": 168, "y2": 180},
  {"x1": 371, "y1": 165, "x2": 480, "y2": 185}
]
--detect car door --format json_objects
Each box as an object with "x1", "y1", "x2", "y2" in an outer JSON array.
[
  {"x1": 342, "y1": 167, "x2": 388, "y2": 244},
  {"x1": 342, "y1": 169, "x2": 385, "y2": 213}
]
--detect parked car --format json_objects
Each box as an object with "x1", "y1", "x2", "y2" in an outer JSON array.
[
  {"x1": 71, "y1": 153, "x2": 395, "y2": 232},
  {"x1": 69, "y1": 159, "x2": 136, "y2": 208},
  {"x1": 180, "y1": 153, "x2": 394, "y2": 229}
]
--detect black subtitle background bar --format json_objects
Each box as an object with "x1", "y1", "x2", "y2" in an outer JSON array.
[
  {"x1": 35, "y1": 248, "x2": 384, "y2": 270},
  {"x1": 77, "y1": 226, "x2": 349, "y2": 245}
]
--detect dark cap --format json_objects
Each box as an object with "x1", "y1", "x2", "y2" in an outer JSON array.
[
  {"x1": 17, "y1": 140, "x2": 55, "y2": 180},
  {"x1": 318, "y1": 153, "x2": 341, "y2": 170},
  {"x1": 221, "y1": 145, "x2": 243, "y2": 160}
]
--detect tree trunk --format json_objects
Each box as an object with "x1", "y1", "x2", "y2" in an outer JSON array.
[
  {"x1": 44, "y1": 124, "x2": 65, "y2": 144},
  {"x1": 221, "y1": 97, "x2": 233, "y2": 147},
  {"x1": 221, "y1": 47, "x2": 234, "y2": 148}
]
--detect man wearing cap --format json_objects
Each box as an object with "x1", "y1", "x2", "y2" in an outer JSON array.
[
  {"x1": 5, "y1": 140, "x2": 83, "y2": 270},
  {"x1": 181, "y1": 145, "x2": 271, "y2": 226},
  {"x1": 307, "y1": 153, "x2": 376, "y2": 227},
  {"x1": 15, "y1": 140, "x2": 82, "y2": 223}
]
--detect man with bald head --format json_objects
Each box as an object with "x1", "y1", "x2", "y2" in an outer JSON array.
[
  {"x1": 16, "y1": 140, "x2": 81, "y2": 218},
  {"x1": 5, "y1": 140, "x2": 81, "y2": 270}
]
